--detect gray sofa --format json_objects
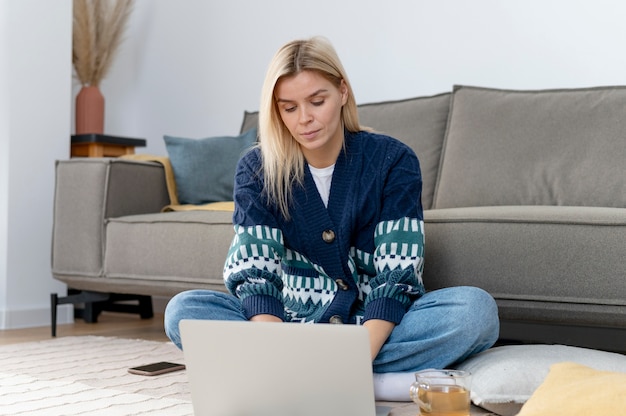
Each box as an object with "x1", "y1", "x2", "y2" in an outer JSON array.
[{"x1": 51, "y1": 85, "x2": 626, "y2": 351}]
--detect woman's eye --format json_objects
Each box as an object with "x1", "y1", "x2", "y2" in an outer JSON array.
[
  {"x1": 312, "y1": 100, "x2": 325, "y2": 107},
  {"x1": 284, "y1": 106, "x2": 296, "y2": 113}
]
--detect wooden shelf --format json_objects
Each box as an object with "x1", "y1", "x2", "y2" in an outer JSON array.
[{"x1": 71, "y1": 134, "x2": 147, "y2": 158}]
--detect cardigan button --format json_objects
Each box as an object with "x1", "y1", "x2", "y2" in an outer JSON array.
[
  {"x1": 335, "y1": 279, "x2": 349, "y2": 290},
  {"x1": 329, "y1": 315, "x2": 344, "y2": 324},
  {"x1": 322, "y1": 229, "x2": 335, "y2": 243}
]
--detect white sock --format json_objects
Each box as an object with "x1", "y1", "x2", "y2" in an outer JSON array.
[{"x1": 373, "y1": 371, "x2": 415, "y2": 402}]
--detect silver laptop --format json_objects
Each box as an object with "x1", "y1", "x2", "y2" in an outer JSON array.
[{"x1": 180, "y1": 319, "x2": 391, "y2": 416}]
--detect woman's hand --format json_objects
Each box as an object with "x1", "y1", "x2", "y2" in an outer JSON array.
[
  {"x1": 363, "y1": 319, "x2": 395, "y2": 361},
  {"x1": 251, "y1": 315, "x2": 393, "y2": 361},
  {"x1": 250, "y1": 314, "x2": 283, "y2": 323}
]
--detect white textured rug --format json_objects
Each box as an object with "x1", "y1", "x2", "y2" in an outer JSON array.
[
  {"x1": 0, "y1": 336, "x2": 490, "y2": 416},
  {"x1": 0, "y1": 336, "x2": 191, "y2": 416}
]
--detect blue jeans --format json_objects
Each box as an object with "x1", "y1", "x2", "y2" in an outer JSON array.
[{"x1": 164, "y1": 286, "x2": 499, "y2": 373}]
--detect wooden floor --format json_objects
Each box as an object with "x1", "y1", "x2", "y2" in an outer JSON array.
[{"x1": 0, "y1": 312, "x2": 169, "y2": 346}]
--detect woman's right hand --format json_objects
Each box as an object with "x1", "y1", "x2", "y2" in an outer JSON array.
[{"x1": 250, "y1": 314, "x2": 283, "y2": 323}]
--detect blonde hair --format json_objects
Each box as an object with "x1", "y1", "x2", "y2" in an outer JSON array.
[{"x1": 259, "y1": 36, "x2": 362, "y2": 220}]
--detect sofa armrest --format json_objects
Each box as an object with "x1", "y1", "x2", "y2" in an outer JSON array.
[{"x1": 52, "y1": 158, "x2": 170, "y2": 279}]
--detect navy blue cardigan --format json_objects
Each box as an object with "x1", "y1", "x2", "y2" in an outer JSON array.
[{"x1": 224, "y1": 130, "x2": 426, "y2": 325}]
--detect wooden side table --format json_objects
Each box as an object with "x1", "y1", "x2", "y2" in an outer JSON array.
[{"x1": 71, "y1": 134, "x2": 147, "y2": 158}]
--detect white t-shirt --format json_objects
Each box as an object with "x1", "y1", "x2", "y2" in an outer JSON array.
[{"x1": 308, "y1": 164, "x2": 335, "y2": 207}]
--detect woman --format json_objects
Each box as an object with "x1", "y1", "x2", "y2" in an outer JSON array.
[{"x1": 165, "y1": 36, "x2": 499, "y2": 400}]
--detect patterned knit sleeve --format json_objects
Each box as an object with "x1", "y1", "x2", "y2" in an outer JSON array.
[
  {"x1": 223, "y1": 148, "x2": 286, "y2": 320},
  {"x1": 363, "y1": 142, "x2": 426, "y2": 324},
  {"x1": 224, "y1": 224, "x2": 285, "y2": 320}
]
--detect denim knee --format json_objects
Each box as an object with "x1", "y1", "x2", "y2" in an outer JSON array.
[
  {"x1": 164, "y1": 291, "x2": 194, "y2": 349},
  {"x1": 164, "y1": 290, "x2": 245, "y2": 350},
  {"x1": 456, "y1": 286, "x2": 500, "y2": 352}
]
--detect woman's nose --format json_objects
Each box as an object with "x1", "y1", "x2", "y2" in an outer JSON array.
[{"x1": 299, "y1": 107, "x2": 313, "y2": 124}]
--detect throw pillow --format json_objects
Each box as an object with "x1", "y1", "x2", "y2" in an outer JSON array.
[
  {"x1": 240, "y1": 110, "x2": 258, "y2": 134},
  {"x1": 433, "y1": 85, "x2": 626, "y2": 209},
  {"x1": 164, "y1": 128, "x2": 257, "y2": 205},
  {"x1": 357, "y1": 93, "x2": 451, "y2": 211},
  {"x1": 454, "y1": 344, "x2": 626, "y2": 416},
  {"x1": 517, "y1": 362, "x2": 626, "y2": 416}
]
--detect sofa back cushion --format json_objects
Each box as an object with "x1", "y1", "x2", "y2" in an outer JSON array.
[
  {"x1": 433, "y1": 85, "x2": 626, "y2": 209},
  {"x1": 241, "y1": 93, "x2": 451, "y2": 210},
  {"x1": 357, "y1": 93, "x2": 451, "y2": 210},
  {"x1": 240, "y1": 111, "x2": 258, "y2": 134}
]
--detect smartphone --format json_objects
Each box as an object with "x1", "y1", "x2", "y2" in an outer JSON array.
[{"x1": 128, "y1": 361, "x2": 186, "y2": 376}]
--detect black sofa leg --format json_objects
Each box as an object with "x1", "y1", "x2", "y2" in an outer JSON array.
[
  {"x1": 81, "y1": 300, "x2": 101, "y2": 323},
  {"x1": 50, "y1": 291, "x2": 110, "y2": 337},
  {"x1": 50, "y1": 293, "x2": 58, "y2": 337},
  {"x1": 89, "y1": 293, "x2": 154, "y2": 319},
  {"x1": 50, "y1": 291, "x2": 154, "y2": 337},
  {"x1": 138, "y1": 295, "x2": 154, "y2": 319}
]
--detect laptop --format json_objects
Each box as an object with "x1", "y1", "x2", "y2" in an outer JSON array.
[{"x1": 180, "y1": 319, "x2": 391, "y2": 416}]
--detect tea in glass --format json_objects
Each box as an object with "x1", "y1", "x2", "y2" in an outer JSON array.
[
  {"x1": 415, "y1": 384, "x2": 469, "y2": 416},
  {"x1": 410, "y1": 369, "x2": 471, "y2": 416}
]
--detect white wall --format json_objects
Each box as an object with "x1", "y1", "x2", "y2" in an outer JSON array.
[
  {"x1": 0, "y1": 0, "x2": 8, "y2": 321},
  {"x1": 0, "y1": 0, "x2": 73, "y2": 329},
  {"x1": 101, "y1": 0, "x2": 626, "y2": 157}
]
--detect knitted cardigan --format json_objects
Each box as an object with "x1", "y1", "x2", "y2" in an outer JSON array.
[{"x1": 224, "y1": 130, "x2": 425, "y2": 325}]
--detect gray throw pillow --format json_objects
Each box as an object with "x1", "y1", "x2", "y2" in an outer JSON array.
[
  {"x1": 357, "y1": 93, "x2": 451, "y2": 211},
  {"x1": 240, "y1": 111, "x2": 258, "y2": 134},
  {"x1": 434, "y1": 85, "x2": 626, "y2": 209},
  {"x1": 164, "y1": 128, "x2": 257, "y2": 205}
]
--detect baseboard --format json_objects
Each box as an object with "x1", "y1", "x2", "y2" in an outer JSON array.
[{"x1": 0, "y1": 304, "x2": 73, "y2": 330}]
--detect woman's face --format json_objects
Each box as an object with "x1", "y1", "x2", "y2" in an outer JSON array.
[{"x1": 274, "y1": 70, "x2": 348, "y2": 168}]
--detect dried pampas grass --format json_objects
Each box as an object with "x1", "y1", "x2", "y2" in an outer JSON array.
[{"x1": 73, "y1": 0, "x2": 134, "y2": 87}]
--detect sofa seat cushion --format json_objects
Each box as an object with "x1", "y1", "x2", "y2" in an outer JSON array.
[
  {"x1": 103, "y1": 211, "x2": 235, "y2": 296},
  {"x1": 423, "y1": 205, "x2": 626, "y2": 327},
  {"x1": 434, "y1": 85, "x2": 626, "y2": 209}
]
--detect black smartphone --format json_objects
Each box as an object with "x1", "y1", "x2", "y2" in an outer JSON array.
[{"x1": 128, "y1": 361, "x2": 186, "y2": 376}]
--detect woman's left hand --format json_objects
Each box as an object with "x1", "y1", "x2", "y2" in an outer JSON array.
[{"x1": 363, "y1": 319, "x2": 395, "y2": 361}]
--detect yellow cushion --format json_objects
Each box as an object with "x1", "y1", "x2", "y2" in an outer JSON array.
[
  {"x1": 517, "y1": 362, "x2": 626, "y2": 416},
  {"x1": 162, "y1": 201, "x2": 235, "y2": 212}
]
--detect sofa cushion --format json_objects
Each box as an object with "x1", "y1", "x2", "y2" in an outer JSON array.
[
  {"x1": 433, "y1": 85, "x2": 626, "y2": 209},
  {"x1": 164, "y1": 128, "x2": 257, "y2": 205},
  {"x1": 103, "y1": 211, "x2": 235, "y2": 296},
  {"x1": 240, "y1": 111, "x2": 258, "y2": 134},
  {"x1": 517, "y1": 362, "x2": 626, "y2": 416},
  {"x1": 455, "y1": 344, "x2": 626, "y2": 416},
  {"x1": 357, "y1": 93, "x2": 451, "y2": 210},
  {"x1": 240, "y1": 93, "x2": 451, "y2": 210},
  {"x1": 423, "y1": 205, "x2": 626, "y2": 328}
]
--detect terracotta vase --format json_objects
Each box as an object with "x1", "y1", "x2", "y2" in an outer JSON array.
[{"x1": 75, "y1": 85, "x2": 105, "y2": 134}]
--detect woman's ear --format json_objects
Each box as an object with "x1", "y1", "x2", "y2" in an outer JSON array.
[{"x1": 340, "y1": 80, "x2": 349, "y2": 105}]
